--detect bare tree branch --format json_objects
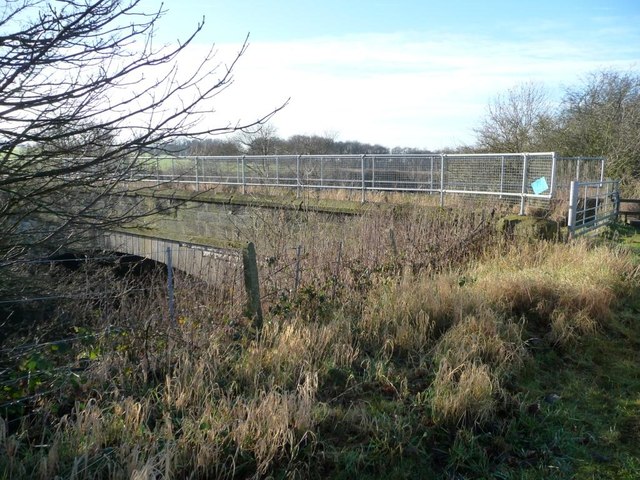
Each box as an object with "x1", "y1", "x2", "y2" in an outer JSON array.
[{"x1": 0, "y1": 0, "x2": 287, "y2": 258}]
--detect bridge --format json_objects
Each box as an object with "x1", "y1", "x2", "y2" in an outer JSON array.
[
  {"x1": 74, "y1": 151, "x2": 620, "y2": 281},
  {"x1": 95, "y1": 230, "x2": 241, "y2": 284}
]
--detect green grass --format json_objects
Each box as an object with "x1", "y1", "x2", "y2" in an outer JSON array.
[
  {"x1": 510, "y1": 303, "x2": 640, "y2": 479},
  {"x1": 605, "y1": 222, "x2": 640, "y2": 253}
]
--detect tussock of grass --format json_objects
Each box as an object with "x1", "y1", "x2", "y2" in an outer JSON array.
[
  {"x1": 431, "y1": 361, "x2": 498, "y2": 426},
  {"x1": 239, "y1": 315, "x2": 358, "y2": 388},
  {"x1": 360, "y1": 274, "x2": 481, "y2": 359},
  {"x1": 434, "y1": 312, "x2": 526, "y2": 378},
  {"x1": 231, "y1": 374, "x2": 317, "y2": 476},
  {"x1": 471, "y1": 241, "x2": 634, "y2": 343},
  {"x1": 431, "y1": 311, "x2": 526, "y2": 424},
  {"x1": 430, "y1": 312, "x2": 525, "y2": 425}
]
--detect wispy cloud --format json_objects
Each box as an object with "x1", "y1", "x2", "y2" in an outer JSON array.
[{"x1": 195, "y1": 27, "x2": 639, "y2": 149}]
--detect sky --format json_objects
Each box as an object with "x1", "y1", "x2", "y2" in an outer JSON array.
[{"x1": 152, "y1": 0, "x2": 640, "y2": 150}]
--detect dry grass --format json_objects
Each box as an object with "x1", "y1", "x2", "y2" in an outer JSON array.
[
  {"x1": 430, "y1": 312, "x2": 525, "y2": 425},
  {"x1": 238, "y1": 314, "x2": 358, "y2": 389},
  {"x1": 431, "y1": 361, "x2": 499, "y2": 427},
  {"x1": 359, "y1": 273, "x2": 480, "y2": 359},
  {"x1": 1, "y1": 205, "x2": 638, "y2": 479},
  {"x1": 434, "y1": 312, "x2": 526, "y2": 377},
  {"x1": 470, "y1": 240, "x2": 635, "y2": 343}
]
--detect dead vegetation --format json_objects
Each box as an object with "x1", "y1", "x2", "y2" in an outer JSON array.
[{"x1": 1, "y1": 205, "x2": 638, "y2": 479}]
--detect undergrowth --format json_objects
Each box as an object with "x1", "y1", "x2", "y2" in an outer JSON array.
[{"x1": 1, "y1": 208, "x2": 639, "y2": 479}]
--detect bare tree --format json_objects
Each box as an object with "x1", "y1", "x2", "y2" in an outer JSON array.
[
  {"x1": 558, "y1": 69, "x2": 640, "y2": 181},
  {"x1": 0, "y1": 0, "x2": 285, "y2": 259},
  {"x1": 474, "y1": 82, "x2": 556, "y2": 153},
  {"x1": 237, "y1": 124, "x2": 283, "y2": 155}
]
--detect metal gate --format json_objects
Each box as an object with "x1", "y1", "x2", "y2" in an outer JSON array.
[{"x1": 567, "y1": 180, "x2": 619, "y2": 238}]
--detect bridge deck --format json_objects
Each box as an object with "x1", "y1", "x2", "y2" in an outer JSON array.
[{"x1": 97, "y1": 230, "x2": 240, "y2": 284}]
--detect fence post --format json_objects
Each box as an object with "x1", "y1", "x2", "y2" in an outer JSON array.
[
  {"x1": 439, "y1": 154, "x2": 445, "y2": 207},
  {"x1": 171, "y1": 157, "x2": 176, "y2": 185},
  {"x1": 296, "y1": 154, "x2": 301, "y2": 199},
  {"x1": 166, "y1": 246, "x2": 176, "y2": 325},
  {"x1": 276, "y1": 156, "x2": 280, "y2": 185},
  {"x1": 195, "y1": 157, "x2": 199, "y2": 192},
  {"x1": 499, "y1": 155, "x2": 505, "y2": 199},
  {"x1": 156, "y1": 157, "x2": 160, "y2": 185},
  {"x1": 242, "y1": 242, "x2": 263, "y2": 332},
  {"x1": 331, "y1": 241, "x2": 343, "y2": 301},
  {"x1": 595, "y1": 182, "x2": 601, "y2": 223},
  {"x1": 600, "y1": 157, "x2": 605, "y2": 183},
  {"x1": 371, "y1": 155, "x2": 376, "y2": 189},
  {"x1": 360, "y1": 154, "x2": 366, "y2": 203},
  {"x1": 567, "y1": 180, "x2": 579, "y2": 239},
  {"x1": 241, "y1": 155, "x2": 246, "y2": 195},
  {"x1": 549, "y1": 152, "x2": 557, "y2": 198},
  {"x1": 429, "y1": 156, "x2": 434, "y2": 192},
  {"x1": 582, "y1": 184, "x2": 589, "y2": 224},
  {"x1": 388, "y1": 228, "x2": 398, "y2": 258},
  {"x1": 293, "y1": 245, "x2": 302, "y2": 292},
  {"x1": 519, "y1": 153, "x2": 528, "y2": 215}
]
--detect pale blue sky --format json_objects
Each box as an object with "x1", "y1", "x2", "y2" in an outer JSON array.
[{"x1": 154, "y1": 0, "x2": 640, "y2": 149}]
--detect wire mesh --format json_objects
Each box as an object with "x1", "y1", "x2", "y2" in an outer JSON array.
[{"x1": 135, "y1": 153, "x2": 607, "y2": 207}]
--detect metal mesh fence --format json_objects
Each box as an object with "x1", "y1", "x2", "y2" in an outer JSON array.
[{"x1": 135, "y1": 153, "x2": 606, "y2": 209}]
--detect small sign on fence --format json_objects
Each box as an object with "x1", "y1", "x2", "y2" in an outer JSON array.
[{"x1": 530, "y1": 177, "x2": 549, "y2": 195}]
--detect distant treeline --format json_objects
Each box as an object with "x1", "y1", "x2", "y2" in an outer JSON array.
[{"x1": 166, "y1": 132, "x2": 450, "y2": 157}]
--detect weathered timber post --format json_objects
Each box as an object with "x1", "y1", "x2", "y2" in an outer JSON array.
[
  {"x1": 242, "y1": 242, "x2": 263, "y2": 331},
  {"x1": 166, "y1": 246, "x2": 176, "y2": 325},
  {"x1": 389, "y1": 228, "x2": 398, "y2": 258},
  {"x1": 293, "y1": 245, "x2": 302, "y2": 293},
  {"x1": 331, "y1": 241, "x2": 343, "y2": 301}
]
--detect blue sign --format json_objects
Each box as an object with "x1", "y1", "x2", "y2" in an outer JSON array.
[{"x1": 531, "y1": 177, "x2": 549, "y2": 195}]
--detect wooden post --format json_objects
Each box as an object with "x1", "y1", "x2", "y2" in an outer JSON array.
[
  {"x1": 166, "y1": 246, "x2": 176, "y2": 325},
  {"x1": 389, "y1": 228, "x2": 398, "y2": 258},
  {"x1": 331, "y1": 241, "x2": 343, "y2": 301},
  {"x1": 294, "y1": 245, "x2": 302, "y2": 293},
  {"x1": 242, "y1": 242, "x2": 263, "y2": 331}
]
